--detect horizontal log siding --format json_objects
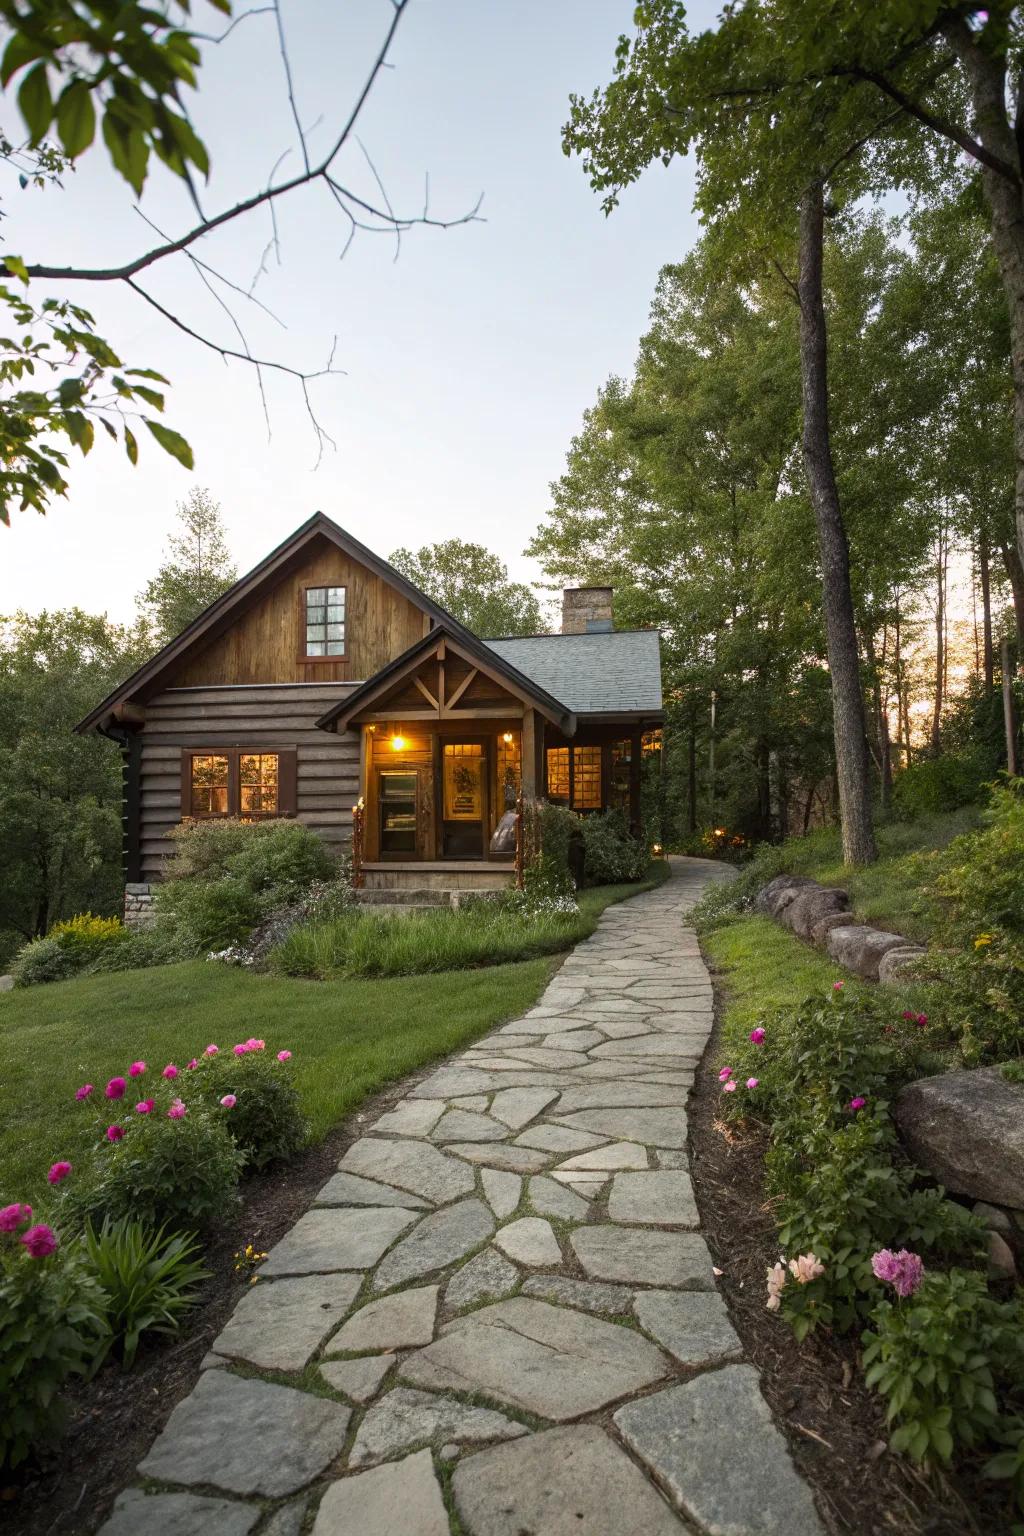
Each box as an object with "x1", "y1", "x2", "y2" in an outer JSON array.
[{"x1": 137, "y1": 684, "x2": 359, "y2": 880}]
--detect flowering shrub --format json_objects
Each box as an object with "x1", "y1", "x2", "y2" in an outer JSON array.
[
  {"x1": 49, "y1": 912, "x2": 127, "y2": 957},
  {"x1": 11, "y1": 913, "x2": 129, "y2": 987},
  {"x1": 0, "y1": 1206, "x2": 107, "y2": 1471},
  {"x1": 187, "y1": 1039, "x2": 306, "y2": 1170}
]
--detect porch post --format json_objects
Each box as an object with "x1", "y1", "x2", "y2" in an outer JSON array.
[
  {"x1": 522, "y1": 709, "x2": 539, "y2": 801},
  {"x1": 629, "y1": 729, "x2": 643, "y2": 836}
]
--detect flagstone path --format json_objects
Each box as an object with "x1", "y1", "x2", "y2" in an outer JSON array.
[{"x1": 99, "y1": 858, "x2": 825, "y2": 1536}]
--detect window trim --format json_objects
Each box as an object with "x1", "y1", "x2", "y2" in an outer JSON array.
[
  {"x1": 180, "y1": 748, "x2": 297, "y2": 820},
  {"x1": 298, "y1": 583, "x2": 347, "y2": 664}
]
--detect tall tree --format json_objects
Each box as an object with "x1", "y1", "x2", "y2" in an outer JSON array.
[
  {"x1": 139, "y1": 487, "x2": 236, "y2": 641},
  {"x1": 389, "y1": 540, "x2": 544, "y2": 638}
]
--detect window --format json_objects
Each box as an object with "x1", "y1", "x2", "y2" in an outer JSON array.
[
  {"x1": 303, "y1": 585, "x2": 346, "y2": 658},
  {"x1": 181, "y1": 750, "x2": 296, "y2": 820},
  {"x1": 572, "y1": 747, "x2": 602, "y2": 810},
  {"x1": 609, "y1": 739, "x2": 632, "y2": 815},
  {"x1": 546, "y1": 747, "x2": 569, "y2": 805}
]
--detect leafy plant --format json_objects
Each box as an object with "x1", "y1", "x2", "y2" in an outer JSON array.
[
  {"x1": 82, "y1": 1217, "x2": 208, "y2": 1368},
  {"x1": 581, "y1": 809, "x2": 648, "y2": 884},
  {"x1": 11, "y1": 933, "x2": 78, "y2": 987},
  {"x1": 189, "y1": 1045, "x2": 306, "y2": 1170}
]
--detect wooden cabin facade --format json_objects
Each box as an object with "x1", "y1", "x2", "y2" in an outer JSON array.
[{"x1": 77, "y1": 515, "x2": 663, "y2": 908}]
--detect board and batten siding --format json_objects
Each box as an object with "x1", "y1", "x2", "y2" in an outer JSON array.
[{"x1": 137, "y1": 683, "x2": 360, "y2": 882}]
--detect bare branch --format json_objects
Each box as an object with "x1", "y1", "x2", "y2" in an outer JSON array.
[
  {"x1": 194, "y1": 6, "x2": 276, "y2": 45},
  {"x1": 273, "y1": 0, "x2": 310, "y2": 174}
]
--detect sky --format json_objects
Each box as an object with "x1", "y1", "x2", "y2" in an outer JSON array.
[{"x1": 0, "y1": 0, "x2": 719, "y2": 624}]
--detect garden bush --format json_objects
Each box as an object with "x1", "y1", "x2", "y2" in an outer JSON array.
[
  {"x1": 0, "y1": 1205, "x2": 108, "y2": 1471},
  {"x1": 580, "y1": 809, "x2": 648, "y2": 885},
  {"x1": 82, "y1": 1217, "x2": 208, "y2": 1369},
  {"x1": 188, "y1": 1041, "x2": 306, "y2": 1169},
  {"x1": 524, "y1": 801, "x2": 581, "y2": 895},
  {"x1": 10, "y1": 934, "x2": 79, "y2": 987}
]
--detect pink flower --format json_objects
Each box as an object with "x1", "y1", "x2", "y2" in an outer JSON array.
[
  {"x1": 722, "y1": 1080, "x2": 737, "y2": 1093},
  {"x1": 204, "y1": 1044, "x2": 219, "y2": 1056},
  {"x1": 220, "y1": 1094, "x2": 237, "y2": 1108},
  {"x1": 766, "y1": 1260, "x2": 786, "y2": 1312},
  {"x1": 75, "y1": 1083, "x2": 93, "y2": 1101},
  {"x1": 105, "y1": 1077, "x2": 127, "y2": 1100},
  {"x1": 848, "y1": 1096, "x2": 867, "y2": 1112},
  {"x1": 46, "y1": 1161, "x2": 72, "y2": 1185},
  {"x1": 245, "y1": 1038, "x2": 265, "y2": 1051},
  {"x1": 135, "y1": 1098, "x2": 155, "y2": 1114},
  {"x1": 718, "y1": 1067, "x2": 733, "y2": 1082},
  {"x1": 788, "y1": 1252, "x2": 825, "y2": 1285},
  {"x1": 162, "y1": 1063, "x2": 179, "y2": 1080},
  {"x1": 21, "y1": 1224, "x2": 58, "y2": 1258},
  {"x1": 129, "y1": 1061, "x2": 146, "y2": 1078},
  {"x1": 167, "y1": 1099, "x2": 186, "y2": 1120},
  {"x1": 0, "y1": 1203, "x2": 32, "y2": 1232},
  {"x1": 106, "y1": 1124, "x2": 125, "y2": 1142},
  {"x1": 233, "y1": 1043, "x2": 249, "y2": 1057},
  {"x1": 832, "y1": 981, "x2": 844, "y2": 991},
  {"x1": 187, "y1": 1059, "x2": 199, "y2": 1070},
  {"x1": 901, "y1": 1010, "x2": 915, "y2": 1022},
  {"x1": 746, "y1": 1077, "x2": 759, "y2": 1090},
  {"x1": 916, "y1": 1013, "x2": 928, "y2": 1028},
  {"x1": 277, "y1": 1050, "x2": 292, "y2": 1062},
  {"x1": 871, "y1": 1248, "x2": 924, "y2": 1297},
  {"x1": 749, "y1": 1027, "x2": 765, "y2": 1045}
]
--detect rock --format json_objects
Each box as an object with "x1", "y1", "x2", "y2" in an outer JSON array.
[
  {"x1": 328, "y1": 1284, "x2": 438, "y2": 1351},
  {"x1": 445, "y1": 1247, "x2": 519, "y2": 1309},
  {"x1": 402, "y1": 1298, "x2": 670, "y2": 1420},
  {"x1": 493, "y1": 1217, "x2": 562, "y2": 1266},
  {"x1": 452, "y1": 1424, "x2": 685, "y2": 1536},
  {"x1": 432, "y1": 1109, "x2": 509, "y2": 1143},
  {"x1": 540, "y1": 1028, "x2": 606, "y2": 1051},
  {"x1": 896, "y1": 1067, "x2": 1024, "y2": 1209},
  {"x1": 588, "y1": 1039, "x2": 704, "y2": 1064},
  {"x1": 262, "y1": 1206, "x2": 417, "y2": 1276},
  {"x1": 312, "y1": 1449, "x2": 448, "y2": 1536},
  {"x1": 319, "y1": 1354, "x2": 394, "y2": 1403},
  {"x1": 877, "y1": 945, "x2": 926, "y2": 984},
  {"x1": 615, "y1": 1369, "x2": 824, "y2": 1534},
  {"x1": 783, "y1": 886, "x2": 850, "y2": 939},
  {"x1": 371, "y1": 1099, "x2": 447, "y2": 1136},
  {"x1": 520, "y1": 1276, "x2": 634, "y2": 1316},
  {"x1": 448, "y1": 1095, "x2": 490, "y2": 1111},
  {"x1": 489, "y1": 1087, "x2": 559, "y2": 1130},
  {"x1": 825, "y1": 924, "x2": 911, "y2": 981},
  {"x1": 97, "y1": 1490, "x2": 260, "y2": 1536},
  {"x1": 261, "y1": 1502, "x2": 307, "y2": 1536},
  {"x1": 754, "y1": 874, "x2": 816, "y2": 918},
  {"x1": 138, "y1": 1371, "x2": 350, "y2": 1498},
  {"x1": 553, "y1": 1083, "x2": 690, "y2": 1112},
  {"x1": 339, "y1": 1137, "x2": 475, "y2": 1204},
  {"x1": 988, "y1": 1229, "x2": 1017, "y2": 1280},
  {"x1": 210, "y1": 1272, "x2": 361, "y2": 1370},
  {"x1": 809, "y1": 911, "x2": 854, "y2": 945},
  {"x1": 571, "y1": 1227, "x2": 715, "y2": 1289},
  {"x1": 553, "y1": 1107, "x2": 688, "y2": 1148},
  {"x1": 974, "y1": 1200, "x2": 1014, "y2": 1235},
  {"x1": 633, "y1": 1290, "x2": 742, "y2": 1367},
  {"x1": 515, "y1": 1124, "x2": 608, "y2": 1153},
  {"x1": 372, "y1": 1198, "x2": 494, "y2": 1291},
  {"x1": 349, "y1": 1386, "x2": 527, "y2": 1467},
  {"x1": 314, "y1": 1171, "x2": 429, "y2": 1209},
  {"x1": 557, "y1": 1142, "x2": 649, "y2": 1171},
  {"x1": 528, "y1": 1175, "x2": 590, "y2": 1223},
  {"x1": 481, "y1": 1166, "x2": 521, "y2": 1218},
  {"x1": 447, "y1": 1142, "x2": 551, "y2": 1173},
  {"x1": 0, "y1": 975, "x2": 13, "y2": 993},
  {"x1": 607, "y1": 1170, "x2": 699, "y2": 1228}
]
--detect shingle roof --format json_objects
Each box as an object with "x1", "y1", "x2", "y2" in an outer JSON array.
[{"x1": 484, "y1": 630, "x2": 663, "y2": 717}]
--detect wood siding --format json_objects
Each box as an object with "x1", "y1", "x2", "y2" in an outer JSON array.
[
  {"x1": 137, "y1": 683, "x2": 360, "y2": 881},
  {"x1": 169, "y1": 538, "x2": 430, "y2": 687}
]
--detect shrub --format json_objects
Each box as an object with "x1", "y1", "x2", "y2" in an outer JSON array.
[
  {"x1": 892, "y1": 752, "x2": 993, "y2": 818},
  {"x1": 580, "y1": 809, "x2": 649, "y2": 885},
  {"x1": 10, "y1": 934, "x2": 78, "y2": 987},
  {"x1": 156, "y1": 873, "x2": 259, "y2": 953},
  {"x1": 189, "y1": 1043, "x2": 306, "y2": 1170},
  {"x1": 0, "y1": 1207, "x2": 108, "y2": 1471},
  {"x1": 523, "y1": 801, "x2": 580, "y2": 895},
  {"x1": 49, "y1": 912, "x2": 127, "y2": 960},
  {"x1": 82, "y1": 1217, "x2": 208, "y2": 1369}
]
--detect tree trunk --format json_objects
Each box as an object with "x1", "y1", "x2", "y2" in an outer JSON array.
[
  {"x1": 687, "y1": 710, "x2": 698, "y2": 833},
  {"x1": 798, "y1": 182, "x2": 877, "y2": 864},
  {"x1": 932, "y1": 528, "x2": 946, "y2": 756},
  {"x1": 980, "y1": 532, "x2": 995, "y2": 692},
  {"x1": 1000, "y1": 541, "x2": 1024, "y2": 662},
  {"x1": 1003, "y1": 635, "x2": 1019, "y2": 776}
]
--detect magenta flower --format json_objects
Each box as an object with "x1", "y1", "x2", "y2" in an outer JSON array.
[
  {"x1": 75, "y1": 1083, "x2": 94, "y2": 1101},
  {"x1": 718, "y1": 1067, "x2": 733, "y2": 1082},
  {"x1": 162, "y1": 1063, "x2": 179, "y2": 1080},
  {"x1": 187, "y1": 1059, "x2": 199, "y2": 1070},
  {"x1": 106, "y1": 1124, "x2": 125, "y2": 1142},
  {"x1": 233, "y1": 1043, "x2": 249, "y2": 1057},
  {"x1": 916, "y1": 1013, "x2": 928, "y2": 1028},
  {"x1": 204, "y1": 1044, "x2": 219, "y2": 1056},
  {"x1": 129, "y1": 1061, "x2": 146, "y2": 1078},
  {"x1": 46, "y1": 1161, "x2": 72, "y2": 1186},
  {"x1": 135, "y1": 1098, "x2": 155, "y2": 1114},
  {"x1": 277, "y1": 1050, "x2": 292, "y2": 1062},
  {"x1": 871, "y1": 1248, "x2": 924, "y2": 1298},
  {"x1": 749, "y1": 1027, "x2": 766, "y2": 1045},
  {"x1": 105, "y1": 1076, "x2": 126, "y2": 1100},
  {"x1": 167, "y1": 1099, "x2": 186, "y2": 1120},
  {"x1": 901, "y1": 1010, "x2": 915, "y2": 1022},
  {"x1": 21, "y1": 1224, "x2": 58, "y2": 1259},
  {"x1": 722, "y1": 1080, "x2": 737, "y2": 1093},
  {"x1": 220, "y1": 1094, "x2": 237, "y2": 1108},
  {"x1": 245, "y1": 1038, "x2": 265, "y2": 1051},
  {"x1": 832, "y1": 980, "x2": 844, "y2": 991},
  {"x1": 746, "y1": 1077, "x2": 759, "y2": 1089},
  {"x1": 0, "y1": 1203, "x2": 32, "y2": 1232},
  {"x1": 848, "y1": 1096, "x2": 867, "y2": 1112}
]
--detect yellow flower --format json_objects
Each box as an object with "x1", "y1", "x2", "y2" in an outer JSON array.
[{"x1": 975, "y1": 934, "x2": 994, "y2": 949}]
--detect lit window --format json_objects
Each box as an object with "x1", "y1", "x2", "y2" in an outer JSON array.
[
  {"x1": 240, "y1": 754, "x2": 279, "y2": 815},
  {"x1": 304, "y1": 585, "x2": 346, "y2": 657},
  {"x1": 572, "y1": 746, "x2": 602, "y2": 810},
  {"x1": 609, "y1": 739, "x2": 631, "y2": 814},
  {"x1": 546, "y1": 747, "x2": 569, "y2": 804},
  {"x1": 190, "y1": 755, "x2": 229, "y2": 817}
]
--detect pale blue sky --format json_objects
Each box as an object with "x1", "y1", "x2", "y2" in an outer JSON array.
[{"x1": 0, "y1": 0, "x2": 715, "y2": 622}]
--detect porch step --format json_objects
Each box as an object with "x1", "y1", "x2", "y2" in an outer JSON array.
[{"x1": 356, "y1": 888, "x2": 455, "y2": 909}]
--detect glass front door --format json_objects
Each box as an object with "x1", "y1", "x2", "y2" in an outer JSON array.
[
  {"x1": 442, "y1": 742, "x2": 486, "y2": 858},
  {"x1": 379, "y1": 769, "x2": 418, "y2": 857}
]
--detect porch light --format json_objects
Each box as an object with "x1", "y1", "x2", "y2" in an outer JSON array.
[
  {"x1": 502, "y1": 732, "x2": 513, "y2": 744},
  {"x1": 390, "y1": 735, "x2": 407, "y2": 752}
]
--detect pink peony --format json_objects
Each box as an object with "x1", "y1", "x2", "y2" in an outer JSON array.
[
  {"x1": 167, "y1": 1099, "x2": 186, "y2": 1120},
  {"x1": 746, "y1": 1077, "x2": 759, "y2": 1090},
  {"x1": 788, "y1": 1252, "x2": 825, "y2": 1285},
  {"x1": 46, "y1": 1161, "x2": 72, "y2": 1185},
  {"x1": 848, "y1": 1096, "x2": 867, "y2": 1112},
  {"x1": 106, "y1": 1124, "x2": 125, "y2": 1142},
  {"x1": 722, "y1": 1080, "x2": 737, "y2": 1093},
  {"x1": 21, "y1": 1224, "x2": 58, "y2": 1258},
  {"x1": 204, "y1": 1044, "x2": 219, "y2": 1056},
  {"x1": 749, "y1": 1027, "x2": 766, "y2": 1044},
  {"x1": 220, "y1": 1094, "x2": 237, "y2": 1108},
  {"x1": 916, "y1": 1013, "x2": 928, "y2": 1027},
  {"x1": 135, "y1": 1098, "x2": 155, "y2": 1114},
  {"x1": 832, "y1": 980, "x2": 844, "y2": 991},
  {"x1": 75, "y1": 1083, "x2": 93, "y2": 1101},
  {"x1": 766, "y1": 1260, "x2": 786, "y2": 1312},
  {"x1": 128, "y1": 1061, "x2": 146, "y2": 1077},
  {"x1": 162, "y1": 1063, "x2": 179, "y2": 1080},
  {"x1": 0, "y1": 1203, "x2": 32, "y2": 1232},
  {"x1": 233, "y1": 1043, "x2": 249, "y2": 1057},
  {"x1": 187, "y1": 1059, "x2": 199, "y2": 1070},
  {"x1": 245, "y1": 1038, "x2": 265, "y2": 1051},
  {"x1": 105, "y1": 1076, "x2": 126, "y2": 1100},
  {"x1": 901, "y1": 1010, "x2": 915, "y2": 1022},
  {"x1": 718, "y1": 1067, "x2": 733, "y2": 1082},
  {"x1": 871, "y1": 1248, "x2": 924, "y2": 1298},
  {"x1": 277, "y1": 1049, "x2": 292, "y2": 1062}
]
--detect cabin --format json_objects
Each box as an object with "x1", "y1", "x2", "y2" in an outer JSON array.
[{"x1": 76, "y1": 514, "x2": 663, "y2": 917}]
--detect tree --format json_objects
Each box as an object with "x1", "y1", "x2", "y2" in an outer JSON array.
[
  {"x1": 389, "y1": 540, "x2": 544, "y2": 637},
  {"x1": 139, "y1": 487, "x2": 236, "y2": 640},
  {"x1": 0, "y1": 0, "x2": 478, "y2": 522}
]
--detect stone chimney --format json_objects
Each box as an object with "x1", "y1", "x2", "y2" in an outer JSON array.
[{"x1": 561, "y1": 586, "x2": 614, "y2": 635}]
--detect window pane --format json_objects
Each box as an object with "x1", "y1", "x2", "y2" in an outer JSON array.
[
  {"x1": 240, "y1": 754, "x2": 278, "y2": 815},
  {"x1": 191, "y1": 755, "x2": 228, "y2": 818},
  {"x1": 327, "y1": 586, "x2": 343, "y2": 602},
  {"x1": 327, "y1": 606, "x2": 343, "y2": 622},
  {"x1": 307, "y1": 641, "x2": 325, "y2": 656},
  {"x1": 326, "y1": 622, "x2": 344, "y2": 639},
  {"x1": 572, "y1": 746, "x2": 602, "y2": 811},
  {"x1": 307, "y1": 608, "x2": 326, "y2": 626},
  {"x1": 546, "y1": 747, "x2": 569, "y2": 804},
  {"x1": 327, "y1": 640, "x2": 345, "y2": 655},
  {"x1": 305, "y1": 587, "x2": 326, "y2": 610}
]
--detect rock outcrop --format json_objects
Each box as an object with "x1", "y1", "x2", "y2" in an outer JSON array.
[
  {"x1": 896, "y1": 1067, "x2": 1024, "y2": 1211},
  {"x1": 754, "y1": 874, "x2": 925, "y2": 983}
]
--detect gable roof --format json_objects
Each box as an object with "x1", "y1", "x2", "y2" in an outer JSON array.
[
  {"x1": 75, "y1": 512, "x2": 473, "y2": 734},
  {"x1": 315, "y1": 622, "x2": 576, "y2": 734},
  {"x1": 485, "y1": 630, "x2": 663, "y2": 718}
]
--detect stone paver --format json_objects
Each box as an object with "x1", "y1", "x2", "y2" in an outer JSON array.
[{"x1": 108, "y1": 859, "x2": 824, "y2": 1536}]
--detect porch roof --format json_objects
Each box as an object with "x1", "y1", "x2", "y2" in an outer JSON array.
[{"x1": 485, "y1": 630, "x2": 663, "y2": 718}]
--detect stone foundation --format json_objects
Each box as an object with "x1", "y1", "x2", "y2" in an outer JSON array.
[{"x1": 124, "y1": 883, "x2": 157, "y2": 929}]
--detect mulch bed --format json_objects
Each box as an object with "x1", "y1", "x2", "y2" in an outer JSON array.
[
  {"x1": 689, "y1": 950, "x2": 1007, "y2": 1536},
  {"x1": 0, "y1": 1072, "x2": 420, "y2": 1536}
]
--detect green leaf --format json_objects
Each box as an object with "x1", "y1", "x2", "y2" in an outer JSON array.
[
  {"x1": 145, "y1": 419, "x2": 193, "y2": 469},
  {"x1": 1, "y1": 32, "x2": 40, "y2": 88},
  {"x1": 4, "y1": 256, "x2": 29, "y2": 286},
  {"x1": 124, "y1": 427, "x2": 138, "y2": 465},
  {"x1": 56, "y1": 80, "x2": 96, "y2": 159},
  {"x1": 18, "y1": 62, "x2": 52, "y2": 143}
]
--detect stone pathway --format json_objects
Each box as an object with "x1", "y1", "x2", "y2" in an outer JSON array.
[{"x1": 99, "y1": 859, "x2": 825, "y2": 1536}]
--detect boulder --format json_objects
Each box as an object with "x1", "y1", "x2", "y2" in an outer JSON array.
[
  {"x1": 783, "y1": 886, "x2": 850, "y2": 940},
  {"x1": 877, "y1": 946, "x2": 926, "y2": 985},
  {"x1": 824, "y1": 924, "x2": 910, "y2": 981},
  {"x1": 754, "y1": 875, "x2": 816, "y2": 920},
  {"x1": 896, "y1": 1067, "x2": 1024, "y2": 1210},
  {"x1": 810, "y1": 912, "x2": 853, "y2": 945}
]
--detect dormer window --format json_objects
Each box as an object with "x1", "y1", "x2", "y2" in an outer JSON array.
[{"x1": 303, "y1": 585, "x2": 346, "y2": 659}]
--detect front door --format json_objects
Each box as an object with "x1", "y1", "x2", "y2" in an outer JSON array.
[{"x1": 441, "y1": 741, "x2": 488, "y2": 858}]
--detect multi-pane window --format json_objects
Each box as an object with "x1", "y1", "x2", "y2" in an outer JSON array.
[
  {"x1": 304, "y1": 585, "x2": 346, "y2": 657},
  {"x1": 190, "y1": 755, "x2": 229, "y2": 817},
  {"x1": 545, "y1": 747, "x2": 570, "y2": 804},
  {"x1": 184, "y1": 750, "x2": 292, "y2": 820},
  {"x1": 240, "y1": 753, "x2": 279, "y2": 815},
  {"x1": 572, "y1": 747, "x2": 602, "y2": 810},
  {"x1": 609, "y1": 739, "x2": 632, "y2": 814}
]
